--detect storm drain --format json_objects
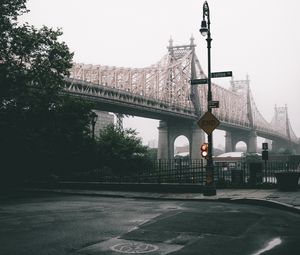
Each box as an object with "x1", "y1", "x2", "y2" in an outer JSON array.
[
  {"x1": 110, "y1": 241, "x2": 159, "y2": 253},
  {"x1": 78, "y1": 237, "x2": 182, "y2": 254}
]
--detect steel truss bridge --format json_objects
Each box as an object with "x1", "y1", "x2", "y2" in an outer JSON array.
[{"x1": 66, "y1": 37, "x2": 299, "y2": 155}]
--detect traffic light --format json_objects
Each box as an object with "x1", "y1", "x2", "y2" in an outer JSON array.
[{"x1": 200, "y1": 143, "x2": 208, "y2": 158}]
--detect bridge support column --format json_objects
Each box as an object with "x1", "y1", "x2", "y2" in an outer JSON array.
[
  {"x1": 225, "y1": 129, "x2": 258, "y2": 153},
  {"x1": 296, "y1": 144, "x2": 300, "y2": 154},
  {"x1": 248, "y1": 130, "x2": 257, "y2": 153},
  {"x1": 190, "y1": 124, "x2": 205, "y2": 159},
  {"x1": 225, "y1": 131, "x2": 233, "y2": 152},
  {"x1": 272, "y1": 140, "x2": 280, "y2": 153},
  {"x1": 157, "y1": 121, "x2": 169, "y2": 160},
  {"x1": 272, "y1": 139, "x2": 296, "y2": 154}
]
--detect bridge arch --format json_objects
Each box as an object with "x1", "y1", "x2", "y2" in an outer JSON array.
[
  {"x1": 225, "y1": 130, "x2": 257, "y2": 153},
  {"x1": 157, "y1": 120, "x2": 205, "y2": 160},
  {"x1": 234, "y1": 141, "x2": 247, "y2": 152},
  {"x1": 174, "y1": 135, "x2": 190, "y2": 158}
]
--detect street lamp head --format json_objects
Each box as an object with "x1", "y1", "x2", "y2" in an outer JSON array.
[
  {"x1": 90, "y1": 112, "x2": 98, "y2": 126},
  {"x1": 200, "y1": 20, "x2": 208, "y2": 36},
  {"x1": 203, "y1": 1, "x2": 209, "y2": 16}
]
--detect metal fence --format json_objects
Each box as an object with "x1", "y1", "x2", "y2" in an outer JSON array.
[{"x1": 71, "y1": 159, "x2": 300, "y2": 187}]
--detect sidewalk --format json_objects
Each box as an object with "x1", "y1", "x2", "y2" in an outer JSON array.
[{"x1": 27, "y1": 187, "x2": 300, "y2": 214}]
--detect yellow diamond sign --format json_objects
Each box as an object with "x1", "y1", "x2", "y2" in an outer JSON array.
[{"x1": 197, "y1": 111, "x2": 220, "y2": 135}]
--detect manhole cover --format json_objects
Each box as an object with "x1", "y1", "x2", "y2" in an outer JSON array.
[{"x1": 110, "y1": 241, "x2": 159, "y2": 254}]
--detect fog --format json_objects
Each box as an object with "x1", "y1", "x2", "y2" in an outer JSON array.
[{"x1": 22, "y1": 0, "x2": 300, "y2": 147}]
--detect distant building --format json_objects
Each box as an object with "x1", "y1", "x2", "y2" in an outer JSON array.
[
  {"x1": 148, "y1": 139, "x2": 158, "y2": 148},
  {"x1": 214, "y1": 152, "x2": 246, "y2": 172},
  {"x1": 175, "y1": 144, "x2": 189, "y2": 156},
  {"x1": 214, "y1": 147, "x2": 224, "y2": 156},
  {"x1": 235, "y1": 145, "x2": 247, "y2": 152}
]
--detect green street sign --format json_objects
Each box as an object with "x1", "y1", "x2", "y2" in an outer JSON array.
[
  {"x1": 211, "y1": 71, "x2": 232, "y2": 78},
  {"x1": 208, "y1": 100, "x2": 219, "y2": 108},
  {"x1": 190, "y1": 78, "x2": 208, "y2": 85}
]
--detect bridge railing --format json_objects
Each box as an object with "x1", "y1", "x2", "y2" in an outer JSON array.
[
  {"x1": 65, "y1": 77, "x2": 297, "y2": 143},
  {"x1": 65, "y1": 78, "x2": 195, "y2": 115}
]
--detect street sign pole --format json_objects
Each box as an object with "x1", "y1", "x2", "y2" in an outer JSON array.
[
  {"x1": 205, "y1": 25, "x2": 215, "y2": 196},
  {"x1": 195, "y1": 2, "x2": 233, "y2": 196},
  {"x1": 200, "y1": 2, "x2": 215, "y2": 196}
]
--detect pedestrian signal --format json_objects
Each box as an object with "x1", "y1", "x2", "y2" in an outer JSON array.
[
  {"x1": 262, "y1": 142, "x2": 268, "y2": 161},
  {"x1": 262, "y1": 143, "x2": 268, "y2": 150},
  {"x1": 200, "y1": 143, "x2": 208, "y2": 158}
]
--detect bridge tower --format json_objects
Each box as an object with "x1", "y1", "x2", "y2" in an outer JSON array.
[
  {"x1": 225, "y1": 76, "x2": 257, "y2": 153},
  {"x1": 157, "y1": 37, "x2": 205, "y2": 160},
  {"x1": 271, "y1": 105, "x2": 295, "y2": 153}
]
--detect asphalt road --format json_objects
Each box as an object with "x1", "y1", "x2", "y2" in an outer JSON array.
[{"x1": 0, "y1": 191, "x2": 299, "y2": 255}]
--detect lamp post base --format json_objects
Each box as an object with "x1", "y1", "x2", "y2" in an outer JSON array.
[{"x1": 203, "y1": 186, "x2": 217, "y2": 196}]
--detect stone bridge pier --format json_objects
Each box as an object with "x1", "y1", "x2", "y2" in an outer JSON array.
[
  {"x1": 272, "y1": 139, "x2": 298, "y2": 154},
  {"x1": 157, "y1": 120, "x2": 205, "y2": 160},
  {"x1": 225, "y1": 129, "x2": 257, "y2": 153},
  {"x1": 297, "y1": 141, "x2": 300, "y2": 154}
]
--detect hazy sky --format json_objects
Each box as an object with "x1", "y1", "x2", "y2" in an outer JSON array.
[{"x1": 21, "y1": 0, "x2": 300, "y2": 147}]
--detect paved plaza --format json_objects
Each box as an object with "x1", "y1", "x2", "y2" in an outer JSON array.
[{"x1": 1, "y1": 190, "x2": 300, "y2": 255}]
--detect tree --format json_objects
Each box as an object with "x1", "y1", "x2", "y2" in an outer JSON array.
[
  {"x1": 146, "y1": 148, "x2": 158, "y2": 161},
  {"x1": 241, "y1": 152, "x2": 261, "y2": 163},
  {"x1": 97, "y1": 125, "x2": 151, "y2": 176},
  {"x1": 0, "y1": 0, "x2": 94, "y2": 182}
]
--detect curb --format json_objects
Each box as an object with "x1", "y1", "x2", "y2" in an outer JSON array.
[
  {"x1": 218, "y1": 198, "x2": 300, "y2": 215},
  {"x1": 24, "y1": 188, "x2": 300, "y2": 215}
]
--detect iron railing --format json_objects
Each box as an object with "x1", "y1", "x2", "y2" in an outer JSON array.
[{"x1": 70, "y1": 159, "x2": 300, "y2": 187}]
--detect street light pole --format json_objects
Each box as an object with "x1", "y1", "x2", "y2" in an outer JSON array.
[
  {"x1": 90, "y1": 112, "x2": 98, "y2": 140},
  {"x1": 199, "y1": 1, "x2": 216, "y2": 196}
]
